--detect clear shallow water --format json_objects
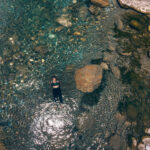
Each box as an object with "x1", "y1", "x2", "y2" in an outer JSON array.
[{"x1": 0, "y1": 0, "x2": 127, "y2": 149}]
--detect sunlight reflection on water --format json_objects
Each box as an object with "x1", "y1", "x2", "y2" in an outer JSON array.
[{"x1": 30, "y1": 101, "x2": 77, "y2": 149}]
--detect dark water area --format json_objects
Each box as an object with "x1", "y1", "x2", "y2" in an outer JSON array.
[{"x1": 1, "y1": 0, "x2": 150, "y2": 149}]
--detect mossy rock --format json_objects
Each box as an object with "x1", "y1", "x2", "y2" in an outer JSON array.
[{"x1": 127, "y1": 104, "x2": 138, "y2": 121}]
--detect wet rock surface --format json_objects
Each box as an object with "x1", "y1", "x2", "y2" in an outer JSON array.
[
  {"x1": 118, "y1": 0, "x2": 150, "y2": 14},
  {"x1": 75, "y1": 63, "x2": 108, "y2": 93}
]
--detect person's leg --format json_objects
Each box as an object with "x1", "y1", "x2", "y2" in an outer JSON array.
[
  {"x1": 53, "y1": 89, "x2": 57, "y2": 102},
  {"x1": 58, "y1": 89, "x2": 63, "y2": 103}
]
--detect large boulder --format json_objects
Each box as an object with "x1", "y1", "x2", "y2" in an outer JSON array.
[
  {"x1": 118, "y1": 0, "x2": 150, "y2": 15},
  {"x1": 75, "y1": 63, "x2": 108, "y2": 93},
  {"x1": 91, "y1": 0, "x2": 109, "y2": 7}
]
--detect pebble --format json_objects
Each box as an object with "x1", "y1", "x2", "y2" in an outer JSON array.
[
  {"x1": 41, "y1": 59, "x2": 45, "y2": 63},
  {"x1": 73, "y1": 31, "x2": 81, "y2": 36},
  {"x1": 29, "y1": 59, "x2": 34, "y2": 62},
  {"x1": 48, "y1": 33, "x2": 56, "y2": 39},
  {"x1": 10, "y1": 62, "x2": 14, "y2": 66},
  {"x1": 148, "y1": 25, "x2": 150, "y2": 32}
]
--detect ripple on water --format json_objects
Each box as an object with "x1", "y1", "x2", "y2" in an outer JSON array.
[{"x1": 30, "y1": 101, "x2": 77, "y2": 149}]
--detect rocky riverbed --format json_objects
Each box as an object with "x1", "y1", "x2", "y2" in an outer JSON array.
[{"x1": 0, "y1": 0, "x2": 150, "y2": 150}]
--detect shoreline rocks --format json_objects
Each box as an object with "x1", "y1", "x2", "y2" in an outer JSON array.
[
  {"x1": 75, "y1": 63, "x2": 108, "y2": 93},
  {"x1": 118, "y1": 0, "x2": 150, "y2": 15}
]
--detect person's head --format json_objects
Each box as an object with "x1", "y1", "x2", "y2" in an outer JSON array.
[{"x1": 52, "y1": 76, "x2": 57, "y2": 82}]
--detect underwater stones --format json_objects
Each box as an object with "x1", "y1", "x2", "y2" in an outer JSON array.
[
  {"x1": 147, "y1": 50, "x2": 150, "y2": 58},
  {"x1": 103, "y1": 52, "x2": 116, "y2": 62},
  {"x1": 138, "y1": 143, "x2": 145, "y2": 150},
  {"x1": 91, "y1": 0, "x2": 109, "y2": 7},
  {"x1": 0, "y1": 142, "x2": 7, "y2": 150},
  {"x1": 109, "y1": 134, "x2": 121, "y2": 150},
  {"x1": 77, "y1": 113, "x2": 94, "y2": 132},
  {"x1": 118, "y1": 0, "x2": 150, "y2": 15},
  {"x1": 148, "y1": 25, "x2": 150, "y2": 32},
  {"x1": 34, "y1": 45, "x2": 48, "y2": 55},
  {"x1": 0, "y1": 57, "x2": 4, "y2": 65},
  {"x1": 56, "y1": 15, "x2": 72, "y2": 27},
  {"x1": 115, "y1": 112, "x2": 126, "y2": 121},
  {"x1": 127, "y1": 104, "x2": 138, "y2": 120},
  {"x1": 16, "y1": 65, "x2": 29, "y2": 75},
  {"x1": 142, "y1": 136, "x2": 150, "y2": 145},
  {"x1": 78, "y1": 5, "x2": 89, "y2": 19},
  {"x1": 145, "y1": 128, "x2": 150, "y2": 134},
  {"x1": 132, "y1": 137, "x2": 137, "y2": 148},
  {"x1": 88, "y1": 5, "x2": 101, "y2": 15},
  {"x1": 121, "y1": 52, "x2": 132, "y2": 56},
  {"x1": 75, "y1": 63, "x2": 108, "y2": 92},
  {"x1": 108, "y1": 42, "x2": 116, "y2": 51},
  {"x1": 129, "y1": 20, "x2": 143, "y2": 30},
  {"x1": 111, "y1": 65, "x2": 121, "y2": 79},
  {"x1": 116, "y1": 18, "x2": 124, "y2": 30}
]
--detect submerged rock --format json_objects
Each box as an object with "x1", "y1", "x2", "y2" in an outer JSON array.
[
  {"x1": 56, "y1": 15, "x2": 72, "y2": 27},
  {"x1": 0, "y1": 142, "x2": 7, "y2": 150},
  {"x1": 111, "y1": 65, "x2": 121, "y2": 79},
  {"x1": 75, "y1": 63, "x2": 108, "y2": 93},
  {"x1": 129, "y1": 20, "x2": 143, "y2": 30},
  {"x1": 127, "y1": 104, "x2": 138, "y2": 120},
  {"x1": 109, "y1": 135, "x2": 121, "y2": 150},
  {"x1": 88, "y1": 5, "x2": 101, "y2": 15},
  {"x1": 118, "y1": 0, "x2": 150, "y2": 15},
  {"x1": 91, "y1": 0, "x2": 109, "y2": 7}
]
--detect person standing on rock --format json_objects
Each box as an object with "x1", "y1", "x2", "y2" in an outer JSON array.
[{"x1": 50, "y1": 76, "x2": 63, "y2": 103}]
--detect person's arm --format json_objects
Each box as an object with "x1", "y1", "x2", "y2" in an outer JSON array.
[{"x1": 50, "y1": 81, "x2": 53, "y2": 88}]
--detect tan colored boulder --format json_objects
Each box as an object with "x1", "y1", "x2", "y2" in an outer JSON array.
[
  {"x1": 118, "y1": 0, "x2": 150, "y2": 15},
  {"x1": 75, "y1": 63, "x2": 108, "y2": 92},
  {"x1": 91, "y1": 0, "x2": 109, "y2": 7}
]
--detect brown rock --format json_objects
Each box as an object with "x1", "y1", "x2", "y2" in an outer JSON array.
[
  {"x1": 91, "y1": 0, "x2": 109, "y2": 7},
  {"x1": 0, "y1": 142, "x2": 7, "y2": 150},
  {"x1": 132, "y1": 137, "x2": 137, "y2": 148},
  {"x1": 104, "y1": 52, "x2": 116, "y2": 62},
  {"x1": 0, "y1": 57, "x2": 4, "y2": 65},
  {"x1": 111, "y1": 65, "x2": 121, "y2": 79},
  {"x1": 138, "y1": 143, "x2": 145, "y2": 150},
  {"x1": 121, "y1": 52, "x2": 132, "y2": 56},
  {"x1": 115, "y1": 112, "x2": 126, "y2": 121},
  {"x1": 109, "y1": 135, "x2": 121, "y2": 150},
  {"x1": 145, "y1": 128, "x2": 150, "y2": 134},
  {"x1": 108, "y1": 42, "x2": 116, "y2": 51},
  {"x1": 118, "y1": 0, "x2": 150, "y2": 15},
  {"x1": 56, "y1": 15, "x2": 72, "y2": 27},
  {"x1": 142, "y1": 136, "x2": 150, "y2": 145},
  {"x1": 34, "y1": 45, "x2": 48, "y2": 55},
  {"x1": 75, "y1": 63, "x2": 108, "y2": 92},
  {"x1": 88, "y1": 5, "x2": 101, "y2": 15}
]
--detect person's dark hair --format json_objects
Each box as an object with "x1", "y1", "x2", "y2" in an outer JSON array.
[{"x1": 51, "y1": 76, "x2": 57, "y2": 80}]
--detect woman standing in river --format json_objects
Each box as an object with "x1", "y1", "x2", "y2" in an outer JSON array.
[{"x1": 50, "y1": 76, "x2": 63, "y2": 103}]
